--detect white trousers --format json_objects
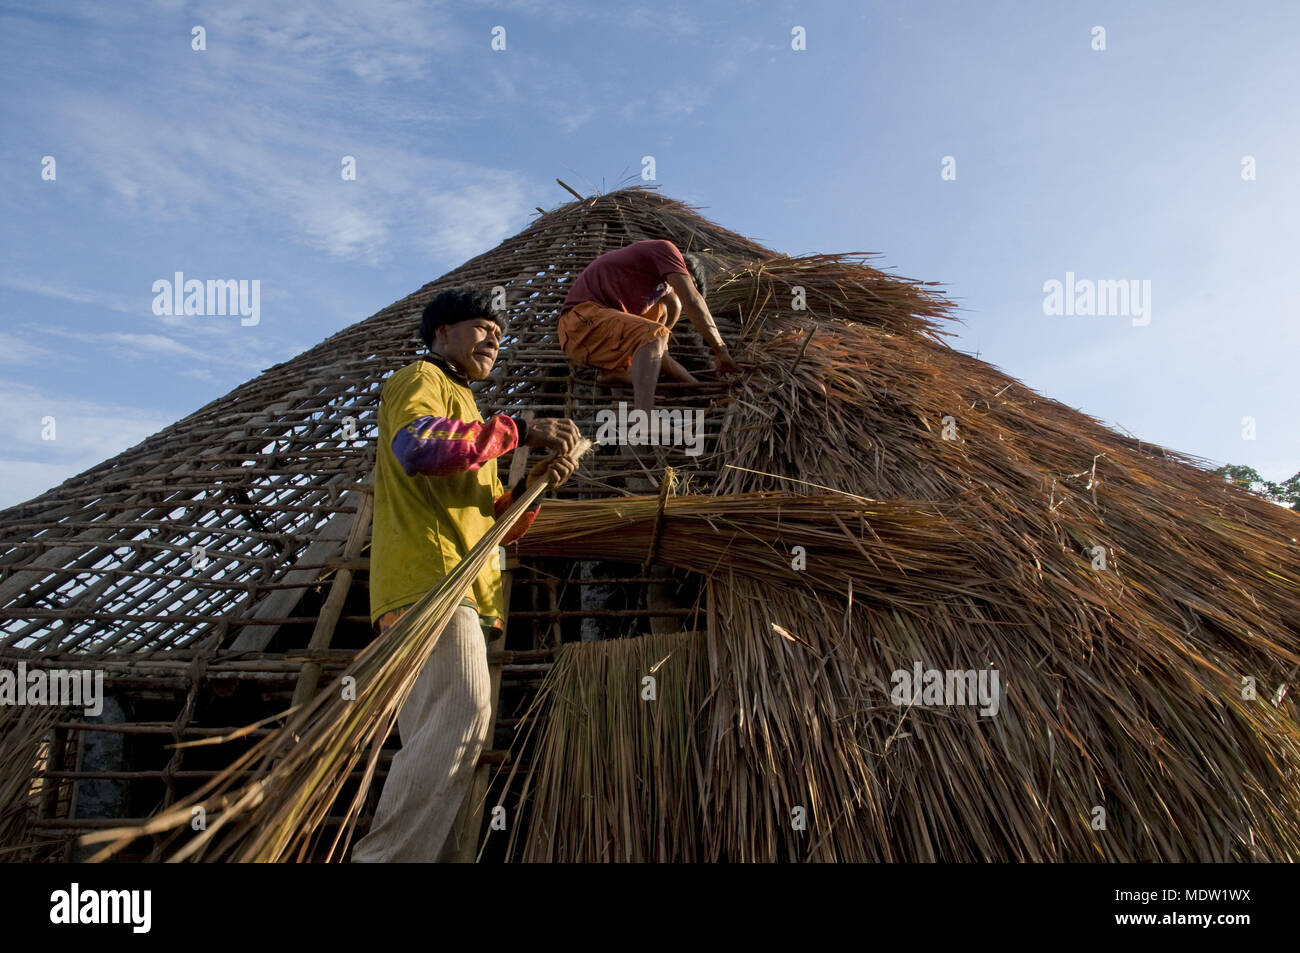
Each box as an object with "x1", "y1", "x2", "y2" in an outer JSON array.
[{"x1": 351, "y1": 605, "x2": 491, "y2": 862}]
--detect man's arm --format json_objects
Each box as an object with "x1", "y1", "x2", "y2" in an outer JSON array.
[
  {"x1": 492, "y1": 451, "x2": 580, "y2": 545},
  {"x1": 394, "y1": 415, "x2": 545, "y2": 543},
  {"x1": 661, "y1": 285, "x2": 683, "y2": 331},
  {"x1": 386, "y1": 363, "x2": 578, "y2": 543},
  {"x1": 493, "y1": 474, "x2": 541, "y2": 544},
  {"x1": 392, "y1": 414, "x2": 522, "y2": 477},
  {"x1": 664, "y1": 272, "x2": 740, "y2": 374}
]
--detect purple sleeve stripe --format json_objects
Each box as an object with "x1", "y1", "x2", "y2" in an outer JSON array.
[{"x1": 391, "y1": 414, "x2": 518, "y2": 476}]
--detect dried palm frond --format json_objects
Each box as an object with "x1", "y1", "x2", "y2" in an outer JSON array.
[
  {"x1": 0, "y1": 704, "x2": 63, "y2": 861},
  {"x1": 507, "y1": 630, "x2": 708, "y2": 862}
]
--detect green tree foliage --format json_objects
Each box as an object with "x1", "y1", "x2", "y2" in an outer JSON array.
[{"x1": 1215, "y1": 464, "x2": 1300, "y2": 510}]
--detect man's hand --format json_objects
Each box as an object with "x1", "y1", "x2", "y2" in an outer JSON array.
[
  {"x1": 526, "y1": 453, "x2": 577, "y2": 491},
  {"x1": 714, "y1": 348, "x2": 741, "y2": 377},
  {"x1": 525, "y1": 417, "x2": 581, "y2": 456}
]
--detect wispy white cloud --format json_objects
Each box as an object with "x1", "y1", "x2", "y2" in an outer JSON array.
[
  {"x1": 463, "y1": 0, "x2": 700, "y2": 37},
  {"x1": 7, "y1": 0, "x2": 717, "y2": 272},
  {"x1": 0, "y1": 381, "x2": 175, "y2": 509},
  {"x1": 716, "y1": 35, "x2": 772, "y2": 79},
  {"x1": 0, "y1": 275, "x2": 144, "y2": 315},
  {"x1": 623, "y1": 6, "x2": 701, "y2": 39},
  {"x1": 1, "y1": 1, "x2": 543, "y2": 268},
  {"x1": 102, "y1": 332, "x2": 210, "y2": 361},
  {"x1": 0, "y1": 331, "x2": 56, "y2": 365},
  {"x1": 0, "y1": 460, "x2": 90, "y2": 512},
  {"x1": 194, "y1": 0, "x2": 468, "y2": 86},
  {"x1": 54, "y1": 90, "x2": 536, "y2": 267},
  {"x1": 30, "y1": 323, "x2": 276, "y2": 373},
  {"x1": 616, "y1": 79, "x2": 712, "y2": 122}
]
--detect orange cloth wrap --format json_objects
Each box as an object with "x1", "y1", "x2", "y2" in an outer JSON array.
[{"x1": 557, "y1": 300, "x2": 670, "y2": 371}]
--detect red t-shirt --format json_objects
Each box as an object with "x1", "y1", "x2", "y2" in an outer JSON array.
[{"x1": 562, "y1": 239, "x2": 689, "y2": 315}]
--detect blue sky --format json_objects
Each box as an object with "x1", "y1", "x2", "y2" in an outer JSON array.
[{"x1": 1, "y1": 0, "x2": 1296, "y2": 508}]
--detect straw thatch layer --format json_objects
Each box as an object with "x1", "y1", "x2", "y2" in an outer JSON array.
[
  {"x1": 0, "y1": 704, "x2": 64, "y2": 861},
  {"x1": 506, "y1": 251, "x2": 1300, "y2": 861}
]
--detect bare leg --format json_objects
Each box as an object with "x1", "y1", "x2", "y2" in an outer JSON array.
[
  {"x1": 630, "y1": 335, "x2": 667, "y2": 415},
  {"x1": 599, "y1": 358, "x2": 692, "y2": 387},
  {"x1": 596, "y1": 368, "x2": 633, "y2": 387},
  {"x1": 660, "y1": 352, "x2": 697, "y2": 384}
]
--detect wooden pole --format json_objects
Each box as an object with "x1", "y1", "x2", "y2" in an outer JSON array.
[{"x1": 291, "y1": 474, "x2": 375, "y2": 709}]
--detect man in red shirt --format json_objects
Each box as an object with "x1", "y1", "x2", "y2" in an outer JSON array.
[{"x1": 558, "y1": 240, "x2": 740, "y2": 414}]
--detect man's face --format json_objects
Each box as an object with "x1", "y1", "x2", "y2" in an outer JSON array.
[{"x1": 436, "y1": 317, "x2": 502, "y2": 381}]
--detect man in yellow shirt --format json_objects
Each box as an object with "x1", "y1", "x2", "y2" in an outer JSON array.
[{"x1": 353, "y1": 286, "x2": 578, "y2": 863}]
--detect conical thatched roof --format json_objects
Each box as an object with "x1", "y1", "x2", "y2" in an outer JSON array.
[
  {"x1": 0, "y1": 186, "x2": 770, "y2": 657},
  {"x1": 3, "y1": 186, "x2": 1298, "y2": 862}
]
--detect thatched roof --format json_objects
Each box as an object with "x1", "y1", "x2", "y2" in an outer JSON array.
[{"x1": 3, "y1": 186, "x2": 1299, "y2": 862}]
